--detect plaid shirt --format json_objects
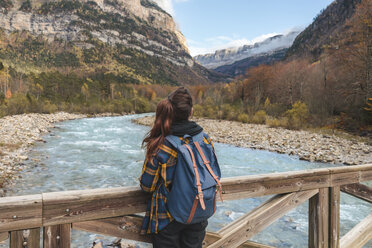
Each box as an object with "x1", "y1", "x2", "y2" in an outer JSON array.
[{"x1": 139, "y1": 133, "x2": 214, "y2": 234}]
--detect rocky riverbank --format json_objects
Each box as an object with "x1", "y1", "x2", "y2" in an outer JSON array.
[
  {"x1": 0, "y1": 112, "x2": 88, "y2": 191},
  {"x1": 133, "y1": 116, "x2": 372, "y2": 165}
]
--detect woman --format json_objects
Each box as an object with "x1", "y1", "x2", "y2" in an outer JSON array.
[{"x1": 139, "y1": 87, "x2": 216, "y2": 248}]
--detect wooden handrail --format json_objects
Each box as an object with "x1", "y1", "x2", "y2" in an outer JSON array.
[
  {"x1": 0, "y1": 164, "x2": 371, "y2": 232},
  {"x1": 0, "y1": 164, "x2": 371, "y2": 248}
]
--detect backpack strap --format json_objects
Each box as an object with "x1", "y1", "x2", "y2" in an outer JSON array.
[
  {"x1": 185, "y1": 144, "x2": 206, "y2": 210},
  {"x1": 194, "y1": 141, "x2": 224, "y2": 202}
]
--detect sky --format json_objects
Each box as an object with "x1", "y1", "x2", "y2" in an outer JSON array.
[{"x1": 153, "y1": 0, "x2": 335, "y2": 56}]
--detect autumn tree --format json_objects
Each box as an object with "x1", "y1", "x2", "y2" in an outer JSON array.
[
  {"x1": 334, "y1": 0, "x2": 371, "y2": 104},
  {"x1": 243, "y1": 65, "x2": 272, "y2": 109}
]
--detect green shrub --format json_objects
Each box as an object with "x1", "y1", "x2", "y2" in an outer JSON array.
[
  {"x1": 83, "y1": 102, "x2": 105, "y2": 113},
  {"x1": 0, "y1": 104, "x2": 6, "y2": 117},
  {"x1": 265, "y1": 103, "x2": 288, "y2": 117},
  {"x1": 252, "y1": 110, "x2": 267, "y2": 124},
  {"x1": 41, "y1": 100, "x2": 58, "y2": 113},
  {"x1": 6, "y1": 94, "x2": 29, "y2": 115},
  {"x1": 111, "y1": 98, "x2": 133, "y2": 113},
  {"x1": 203, "y1": 105, "x2": 218, "y2": 119},
  {"x1": 266, "y1": 117, "x2": 289, "y2": 128},
  {"x1": 219, "y1": 104, "x2": 239, "y2": 120},
  {"x1": 135, "y1": 97, "x2": 151, "y2": 113},
  {"x1": 237, "y1": 113, "x2": 250, "y2": 123},
  {"x1": 285, "y1": 101, "x2": 309, "y2": 129},
  {"x1": 220, "y1": 104, "x2": 232, "y2": 119},
  {"x1": 192, "y1": 104, "x2": 203, "y2": 117}
]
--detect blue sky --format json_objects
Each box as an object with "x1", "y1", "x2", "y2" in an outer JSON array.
[{"x1": 153, "y1": 0, "x2": 334, "y2": 56}]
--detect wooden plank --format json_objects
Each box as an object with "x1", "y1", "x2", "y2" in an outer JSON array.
[
  {"x1": 73, "y1": 216, "x2": 274, "y2": 248},
  {"x1": 42, "y1": 186, "x2": 149, "y2": 226},
  {"x1": 222, "y1": 173, "x2": 330, "y2": 201},
  {"x1": 331, "y1": 172, "x2": 360, "y2": 186},
  {"x1": 309, "y1": 188, "x2": 329, "y2": 248},
  {"x1": 360, "y1": 170, "x2": 372, "y2": 181},
  {"x1": 220, "y1": 168, "x2": 330, "y2": 201},
  {"x1": 43, "y1": 224, "x2": 71, "y2": 248},
  {"x1": 10, "y1": 228, "x2": 40, "y2": 248},
  {"x1": 73, "y1": 215, "x2": 151, "y2": 244},
  {"x1": 340, "y1": 212, "x2": 372, "y2": 248},
  {"x1": 204, "y1": 231, "x2": 274, "y2": 248},
  {"x1": 340, "y1": 183, "x2": 372, "y2": 203},
  {"x1": 327, "y1": 164, "x2": 372, "y2": 173},
  {"x1": 220, "y1": 164, "x2": 370, "y2": 201},
  {"x1": 204, "y1": 232, "x2": 274, "y2": 248},
  {"x1": 329, "y1": 186, "x2": 340, "y2": 248},
  {"x1": 0, "y1": 232, "x2": 8, "y2": 242},
  {"x1": 206, "y1": 189, "x2": 318, "y2": 248},
  {"x1": 0, "y1": 194, "x2": 42, "y2": 232}
]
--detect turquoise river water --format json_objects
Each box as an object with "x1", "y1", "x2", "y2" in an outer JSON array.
[{"x1": 2, "y1": 114, "x2": 372, "y2": 247}]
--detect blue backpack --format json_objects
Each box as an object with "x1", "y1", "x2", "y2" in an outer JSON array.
[{"x1": 165, "y1": 132, "x2": 223, "y2": 224}]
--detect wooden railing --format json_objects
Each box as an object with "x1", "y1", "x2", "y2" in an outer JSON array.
[{"x1": 0, "y1": 164, "x2": 372, "y2": 248}]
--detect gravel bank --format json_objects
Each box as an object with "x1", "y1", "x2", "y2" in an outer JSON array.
[
  {"x1": 134, "y1": 116, "x2": 372, "y2": 166},
  {"x1": 0, "y1": 112, "x2": 87, "y2": 191}
]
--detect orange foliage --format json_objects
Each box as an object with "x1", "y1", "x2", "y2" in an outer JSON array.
[{"x1": 5, "y1": 89, "x2": 12, "y2": 99}]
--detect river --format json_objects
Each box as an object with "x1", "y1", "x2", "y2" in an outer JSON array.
[{"x1": 3, "y1": 114, "x2": 372, "y2": 247}]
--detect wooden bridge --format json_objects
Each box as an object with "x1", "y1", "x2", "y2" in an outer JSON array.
[{"x1": 0, "y1": 164, "x2": 372, "y2": 248}]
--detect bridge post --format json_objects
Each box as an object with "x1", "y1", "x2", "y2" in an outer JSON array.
[
  {"x1": 329, "y1": 186, "x2": 340, "y2": 248},
  {"x1": 43, "y1": 224, "x2": 71, "y2": 248},
  {"x1": 10, "y1": 228, "x2": 40, "y2": 248},
  {"x1": 309, "y1": 188, "x2": 329, "y2": 248}
]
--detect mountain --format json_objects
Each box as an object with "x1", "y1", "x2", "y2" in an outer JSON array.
[
  {"x1": 194, "y1": 31, "x2": 300, "y2": 70},
  {"x1": 0, "y1": 0, "x2": 225, "y2": 85},
  {"x1": 286, "y1": 0, "x2": 362, "y2": 59},
  {"x1": 213, "y1": 48, "x2": 287, "y2": 78}
]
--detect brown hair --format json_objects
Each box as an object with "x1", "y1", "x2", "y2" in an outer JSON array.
[{"x1": 142, "y1": 87, "x2": 193, "y2": 161}]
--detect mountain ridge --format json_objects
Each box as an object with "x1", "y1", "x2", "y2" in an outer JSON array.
[
  {"x1": 286, "y1": 0, "x2": 362, "y2": 59},
  {"x1": 194, "y1": 30, "x2": 300, "y2": 70},
  {"x1": 0, "y1": 0, "x2": 226, "y2": 85},
  {"x1": 213, "y1": 48, "x2": 288, "y2": 78}
]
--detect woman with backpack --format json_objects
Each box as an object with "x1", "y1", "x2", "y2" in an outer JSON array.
[{"x1": 139, "y1": 86, "x2": 222, "y2": 248}]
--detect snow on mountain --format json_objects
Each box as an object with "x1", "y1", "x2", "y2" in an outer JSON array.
[{"x1": 194, "y1": 30, "x2": 301, "y2": 69}]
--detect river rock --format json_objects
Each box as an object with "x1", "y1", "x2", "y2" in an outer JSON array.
[
  {"x1": 0, "y1": 112, "x2": 87, "y2": 188},
  {"x1": 134, "y1": 116, "x2": 372, "y2": 166}
]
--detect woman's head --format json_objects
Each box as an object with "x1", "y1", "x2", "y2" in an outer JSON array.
[
  {"x1": 168, "y1": 87, "x2": 193, "y2": 122},
  {"x1": 142, "y1": 87, "x2": 193, "y2": 161}
]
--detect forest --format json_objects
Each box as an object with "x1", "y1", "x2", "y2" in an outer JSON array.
[{"x1": 0, "y1": 0, "x2": 370, "y2": 135}]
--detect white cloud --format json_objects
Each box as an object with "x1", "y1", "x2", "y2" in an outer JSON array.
[
  {"x1": 149, "y1": 1, "x2": 303, "y2": 57},
  {"x1": 250, "y1": 33, "x2": 279, "y2": 44},
  {"x1": 152, "y1": 0, "x2": 189, "y2": 16},
  {"x1": 152, "y1": 0, "x2": 174, "y2": 15},
  {"x1": 189, "y1": 27, "x2": 305, "y2": 57},
  {"x1": 189, "y1": 33, "x2": 279, "y2": 56}
]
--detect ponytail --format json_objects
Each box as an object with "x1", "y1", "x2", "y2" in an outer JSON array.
[{"x1": 142, "y1": 99, "x2": 174, "y2": 162}]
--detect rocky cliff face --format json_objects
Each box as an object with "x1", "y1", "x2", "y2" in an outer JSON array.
[
  {"x1": 194, "y1": 31, "x2": 300, "y2": 70},
  {"x1": 0, "y1": 0, "x2": 191, "y2": 66},
  {"x1": 0, "y1": 0, "x2": 226, "y2": 84},
  {"x1": 286, "y1": 0, "x2": 362, "y2": 59}
]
